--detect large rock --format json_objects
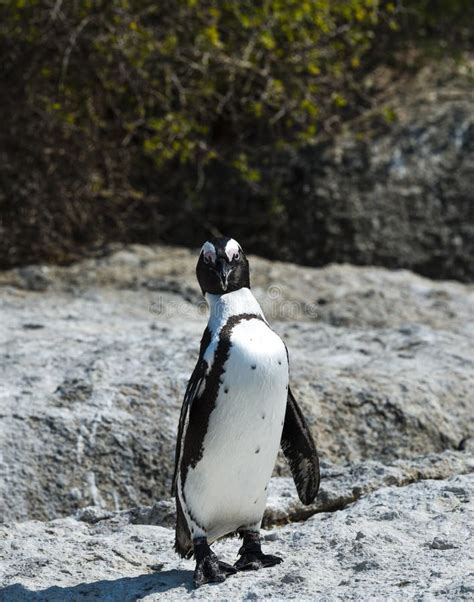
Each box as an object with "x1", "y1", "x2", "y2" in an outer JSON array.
[
  {"x1": 265, "y1": 451, "x2": 474, "y2": 527},
  {"x1": 1, "y1": 468, "x2": 473, "y2": 601},
  {"x1": 0, "y1": 246, "x2": 473, "y2": 522},
  {"x1": 275, "y1": 59, "x2": 474, "y2": 282}
]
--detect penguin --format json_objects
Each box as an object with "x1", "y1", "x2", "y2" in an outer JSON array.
[{"x1": 172, "y1": 237, "x2": 319, "y2": 587}]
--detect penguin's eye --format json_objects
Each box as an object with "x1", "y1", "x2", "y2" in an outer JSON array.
[
  {"x1": 201, "y1": 241, "x2": 217, "y2": 265},
  {"x1": 233, "y1": 251, "x2": 240, "y2": 261}
]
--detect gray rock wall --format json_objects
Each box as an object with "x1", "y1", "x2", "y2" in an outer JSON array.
[{"x1": 275, "y1": 62, "x2": 474, "y2": 283}]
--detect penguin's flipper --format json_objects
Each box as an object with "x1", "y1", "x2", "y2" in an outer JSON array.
[
  {"x1": 280, "y1": 387, "x2": 320, "y2": 505},
  {"x1": 171, "y1": 327, "x2": 211, "y2": 496},
  {"x1": 175, "y1": 494, "x2": 193, "y2": 558}
]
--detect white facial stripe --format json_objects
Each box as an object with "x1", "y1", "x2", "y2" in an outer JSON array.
[
  {"x1": 224, "y1": 238, "x2": 240, "y2": 261},
  {"x1": 201, "y1": 241, "x2": 216, "y2": 263}
]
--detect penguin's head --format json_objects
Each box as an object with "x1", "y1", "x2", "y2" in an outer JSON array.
[{"x1": 196, "y1": 237, "x2": 250, "y2": 295}]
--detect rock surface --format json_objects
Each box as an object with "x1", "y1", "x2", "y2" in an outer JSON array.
[
  {"x1": 275, "y1": 58, "x2": 474, "y2": 282},
  {"x1": 0, "y1": 245, "x2": 473, "y2": 523},
  {"x1": 1, "y1": 468, "x2": 473, "y2": 601},
  {"x1": 1, "y1": 244, "x2": 473, "y2": 600}
]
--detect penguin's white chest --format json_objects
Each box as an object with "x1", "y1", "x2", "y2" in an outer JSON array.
[{"x1": 182, "y1": 318, "x2": 289, "y2": 541}]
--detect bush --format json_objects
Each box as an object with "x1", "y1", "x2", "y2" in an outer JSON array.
[{"x1": 0, "y1": 0, "x2": 472, "y2": 266}]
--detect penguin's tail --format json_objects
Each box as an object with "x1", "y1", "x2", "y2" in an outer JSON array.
[{"x1": 175, "y1": 495, "x2": 193, "y2": 559}]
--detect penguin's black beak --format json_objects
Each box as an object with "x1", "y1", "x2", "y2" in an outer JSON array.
[{"x1": 216, "y1": 260, "x2": 232, "y2": 291}]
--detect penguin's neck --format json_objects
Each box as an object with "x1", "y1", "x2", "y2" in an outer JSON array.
[{"x1": 206, "y1": 288, "x2": 265, "y2": 333}]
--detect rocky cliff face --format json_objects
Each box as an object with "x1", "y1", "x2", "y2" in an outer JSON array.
[
  {"x1": 270, "y1": 59, "x2": 474, "y2": 282},
  {"x1": 0, "y1": 245, "x2": 473, "y2": 599}
]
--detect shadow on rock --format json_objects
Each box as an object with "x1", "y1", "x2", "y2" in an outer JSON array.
[{"x1": 0, "y1": 569, "x2": 193, "y2": 601}]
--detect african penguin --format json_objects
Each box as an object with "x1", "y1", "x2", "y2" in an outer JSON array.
[{"x1": 172, "y1": 237, "x2": 320, "y2": 587}]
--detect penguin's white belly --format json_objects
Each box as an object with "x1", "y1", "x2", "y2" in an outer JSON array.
[{"x1": 183, "y1": 318, "x2": 289, "y2": 542}]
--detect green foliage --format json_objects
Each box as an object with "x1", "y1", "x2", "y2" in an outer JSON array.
[
  {"x1": 0, "y1": 0, "x2": 472, "y2": 266},
  {"x1": 1, "y1": 0, "x2": 388, "y2": 183}
]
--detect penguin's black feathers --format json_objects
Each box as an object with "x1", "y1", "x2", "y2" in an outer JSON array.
[
  {"x1": 280, "y1": 387, "x2": 320, "y2": 505},
  {"x1": 175, "y1": 492, "x2": 193, "y2": 558},
  {"x1": 171, "y1": 326, "x2": 211, "y2": 496}
]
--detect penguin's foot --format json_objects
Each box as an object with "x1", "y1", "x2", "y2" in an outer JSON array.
[
  {"x1": 234, "y1": 551, "x2": 283, "y2": 571},
  {"x1": 234, "y1": 531, "x2": 283, "y2": 571},
  {"x1": 193, "y1": 537, "x2": 237, "y2": 588},
  {"x1": 194, "y1": 554, "x2": 237, "y2": 587}
]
